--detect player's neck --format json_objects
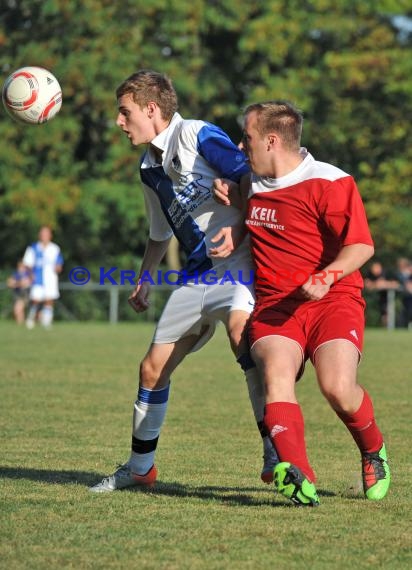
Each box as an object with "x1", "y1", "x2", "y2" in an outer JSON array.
[
  {"x1": 148, "y1": 116, "x2": 172, "y2": 162},
  {"x1": 153, "y1": 115, "x2": 172, "y2": 137},
  {"x1": 271, "y1": 150, "x2": 303, "y2": 179}
]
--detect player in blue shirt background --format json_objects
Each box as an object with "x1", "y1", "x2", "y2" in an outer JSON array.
[
  {"x1": 7, "y1": 259, "x2": 32, "y2": 325},
  {"x1": 23, "y1": 226, "x2": 63, "y2": 329}
]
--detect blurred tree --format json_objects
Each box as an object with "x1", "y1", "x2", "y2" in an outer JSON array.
[
  {"x1": 0, "y1": 0, "x2": 411, "y2": 279},
  {"x1": 237, "y1": 0, "x2": 412, "y2": 260}
]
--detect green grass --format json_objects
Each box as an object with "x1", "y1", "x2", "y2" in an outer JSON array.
[{"x1": 0, "y1": 322, "x2": 411, "y2": 569}]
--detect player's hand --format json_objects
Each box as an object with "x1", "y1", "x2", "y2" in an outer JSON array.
[
  {"x1": 300, "y1": 275, "x2": 331, "y2": 301},
  {"x1": 128, "y1": 281, "x2": 151, "y2": 313},
  {"x1": 213, "y1": 178, "x2": 242, "y2": 209},
  {"x1": 213, "y1": 178, "x2": 232, "y2": 206},
  {"x1": 209, "y1": 224, "x2": 246, "y2": 258}
]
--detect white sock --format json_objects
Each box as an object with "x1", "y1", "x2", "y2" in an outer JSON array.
[
  {"x1": 41, "y1": 306, "x2": 53, "y2": 327},
  {"x1": 128, "y1": 384, "x2": 170, "y2": 475},
  {"x1": 27, "y1": 305, "x2": 37, "y2": 323}
]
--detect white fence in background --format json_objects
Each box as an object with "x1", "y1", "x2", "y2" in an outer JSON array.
[
  {"x1": 0, "y1": 282, "x2": 173, "y2": 324},
  {"x1": 58, "y1": 282, "x2": 174, "y2": 324},
  {"x1": 0, "y1": 283, "x2": 403, "y2": 329},
  {"x1": 383, "y1": 288, "x2": 397, "y2": 330}
]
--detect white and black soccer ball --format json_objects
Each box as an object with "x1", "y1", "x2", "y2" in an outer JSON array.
[{"x1": 2, "y1": 66, "x2": 62, "y2": 124}]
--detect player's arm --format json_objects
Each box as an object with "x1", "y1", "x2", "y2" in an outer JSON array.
[
  {"x1": 196, "y1": 120, "x2": 249, "y2": 209},
  {"x1": 196, "y1": 122, "x2": 249, "y2": 182},
  {"x1": 22, "y1": 246, "x2": 35, "y2": 284},
  {"x1": 128, "y1": 237, "x2": 171, "y2": 313},
  {"x1": 301, "y1": 243, "x2": 375, "y2": 301},
  {"x1": 302, "y1": 176, "x2": 374, "y2": 300},
  {"x1": 7, "y1": 275, "x2": 17, "y2": 289},
  {"x1": 55, "y1": 251, "x2": 64, "y2": 274},
  {"x1": 22, "y1": 246, "x2": 34, "y2": 272},
  {"x1": 210, "y1": 173, "x2": 251, "y2": 258},
  {"x1": 213, "y1": 178, "x2": 245, "y2": 209},
  {"x1": 129, "y1": 181, "x2": 174, "y2": 312}
]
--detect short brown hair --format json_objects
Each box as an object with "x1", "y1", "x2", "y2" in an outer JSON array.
[
  {"x1": 244, "y1": 101, "x2": 303, "y2": 151},
  {"x1": 116, "y1": 70, "x2": 178, "y2": 122}
]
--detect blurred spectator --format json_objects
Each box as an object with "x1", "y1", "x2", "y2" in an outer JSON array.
[
  {"x1": 7, "y1": 260, "x2": 32, "y2": 324},
  {"x1": 395, "y1": 258, "x2": 412, "y2": 329},
  {"x1": 23, "y1": 226, "x2": 64, "y2": 329},
  {"x1": 364, "y1": 261, "x2": 399, "y2": 326}
]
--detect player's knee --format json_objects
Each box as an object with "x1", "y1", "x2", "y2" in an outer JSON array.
[
  {"x1": 139, "y1": 357, "x2": 162, "y2": 388},
  {"x1": 320, "y1": 379, "x2": 353, "y2": 410}
]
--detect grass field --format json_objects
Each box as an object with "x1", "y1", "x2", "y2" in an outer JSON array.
[{"x1": 0, "y1": 321, "x2": 411, "y2": 569}]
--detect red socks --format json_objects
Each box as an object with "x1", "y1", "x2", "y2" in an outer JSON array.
[
  {"x1": 336, "y1": 390, "x2": 383, "y2": 454},
  {"x1": 264, "y1": 391, "x2": 382, "y2": 484},
  {"x1": 264, "y1": 401, "x2": 316, "y2": 482}
]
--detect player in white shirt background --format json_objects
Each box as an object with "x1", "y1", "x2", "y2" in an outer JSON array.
[
  {"x1": 90, "y1": 70, "x2": 278, "y2": 493},
  {"x1": 23, "y1": 226, "x2": 64, "y2": 329}
]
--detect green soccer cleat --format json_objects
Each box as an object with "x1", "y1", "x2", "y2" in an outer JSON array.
[
  {"x1": 273, "y1": 462, "x2": 319, "y2": 507},
  {"x1": 362, "y1": 443, "x2": 390, "y2": 501}
]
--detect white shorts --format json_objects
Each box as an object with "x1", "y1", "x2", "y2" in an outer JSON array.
[
  {"x1": 29, "y1": 284, "x2": 60, "y2": 302},
  {"x1": 153, "y1": 280, "x2": 254, "y2": 352}
]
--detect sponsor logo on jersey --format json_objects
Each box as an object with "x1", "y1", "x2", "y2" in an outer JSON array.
[
  {"x1": 247, "y1": 206, "x2": 285, "y2": 230},
  {"x1": 166, "y1": 173, "x2": 210, "y2": 228},
  {"x1": 250, "y1": 206, "x2": 278, "y2": 222}
]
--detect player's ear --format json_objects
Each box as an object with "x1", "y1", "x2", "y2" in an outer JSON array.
[
  {"x1": 267, "y1": 134, "x2": 277, "y2": 150},
  {"x1": 146, "y1": 101, "x2": 157, "y2": 118}
]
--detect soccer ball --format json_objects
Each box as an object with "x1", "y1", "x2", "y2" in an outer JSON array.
[{"x1": 2, "y1": 66, "x2": 62, "y2": 124}]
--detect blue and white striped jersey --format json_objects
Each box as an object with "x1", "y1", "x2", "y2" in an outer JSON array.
[
  {"x1": 140, "y1": 113, "x2": 252, "y2": 277},
  {"x1": 22, "y1": 241, "x2": 63, "y2": 287}
]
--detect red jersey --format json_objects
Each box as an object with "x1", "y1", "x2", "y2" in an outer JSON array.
[{"x1": 245, "y1": 151, "x2": 373, "y2": 303}]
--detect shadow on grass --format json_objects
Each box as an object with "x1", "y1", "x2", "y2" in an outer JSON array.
[
  {"x1": 0, "y1": 465, "x2": 104, "y2": 486},
  {"x1": 142, "y1": 481, "x2": 279, "y2": 507},
  {"x1": 0, "y1": 466, "x2": 336, "y2": 507},
  {"x1": 149, "y1": 481, "x2": 335, "y2": 507}
]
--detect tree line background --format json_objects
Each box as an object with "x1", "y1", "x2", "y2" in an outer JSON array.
[{"x1": 1, "y1": 0, "x2": 411, "y2": 320}]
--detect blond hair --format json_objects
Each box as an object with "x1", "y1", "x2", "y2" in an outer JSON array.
[{"x1": 116, "y1": 70, "x2": 178, "y2": 121}]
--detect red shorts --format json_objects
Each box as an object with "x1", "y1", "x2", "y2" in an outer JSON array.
[{"x1": 249, "y1": 292, "x2": 366, "y2": 365}]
